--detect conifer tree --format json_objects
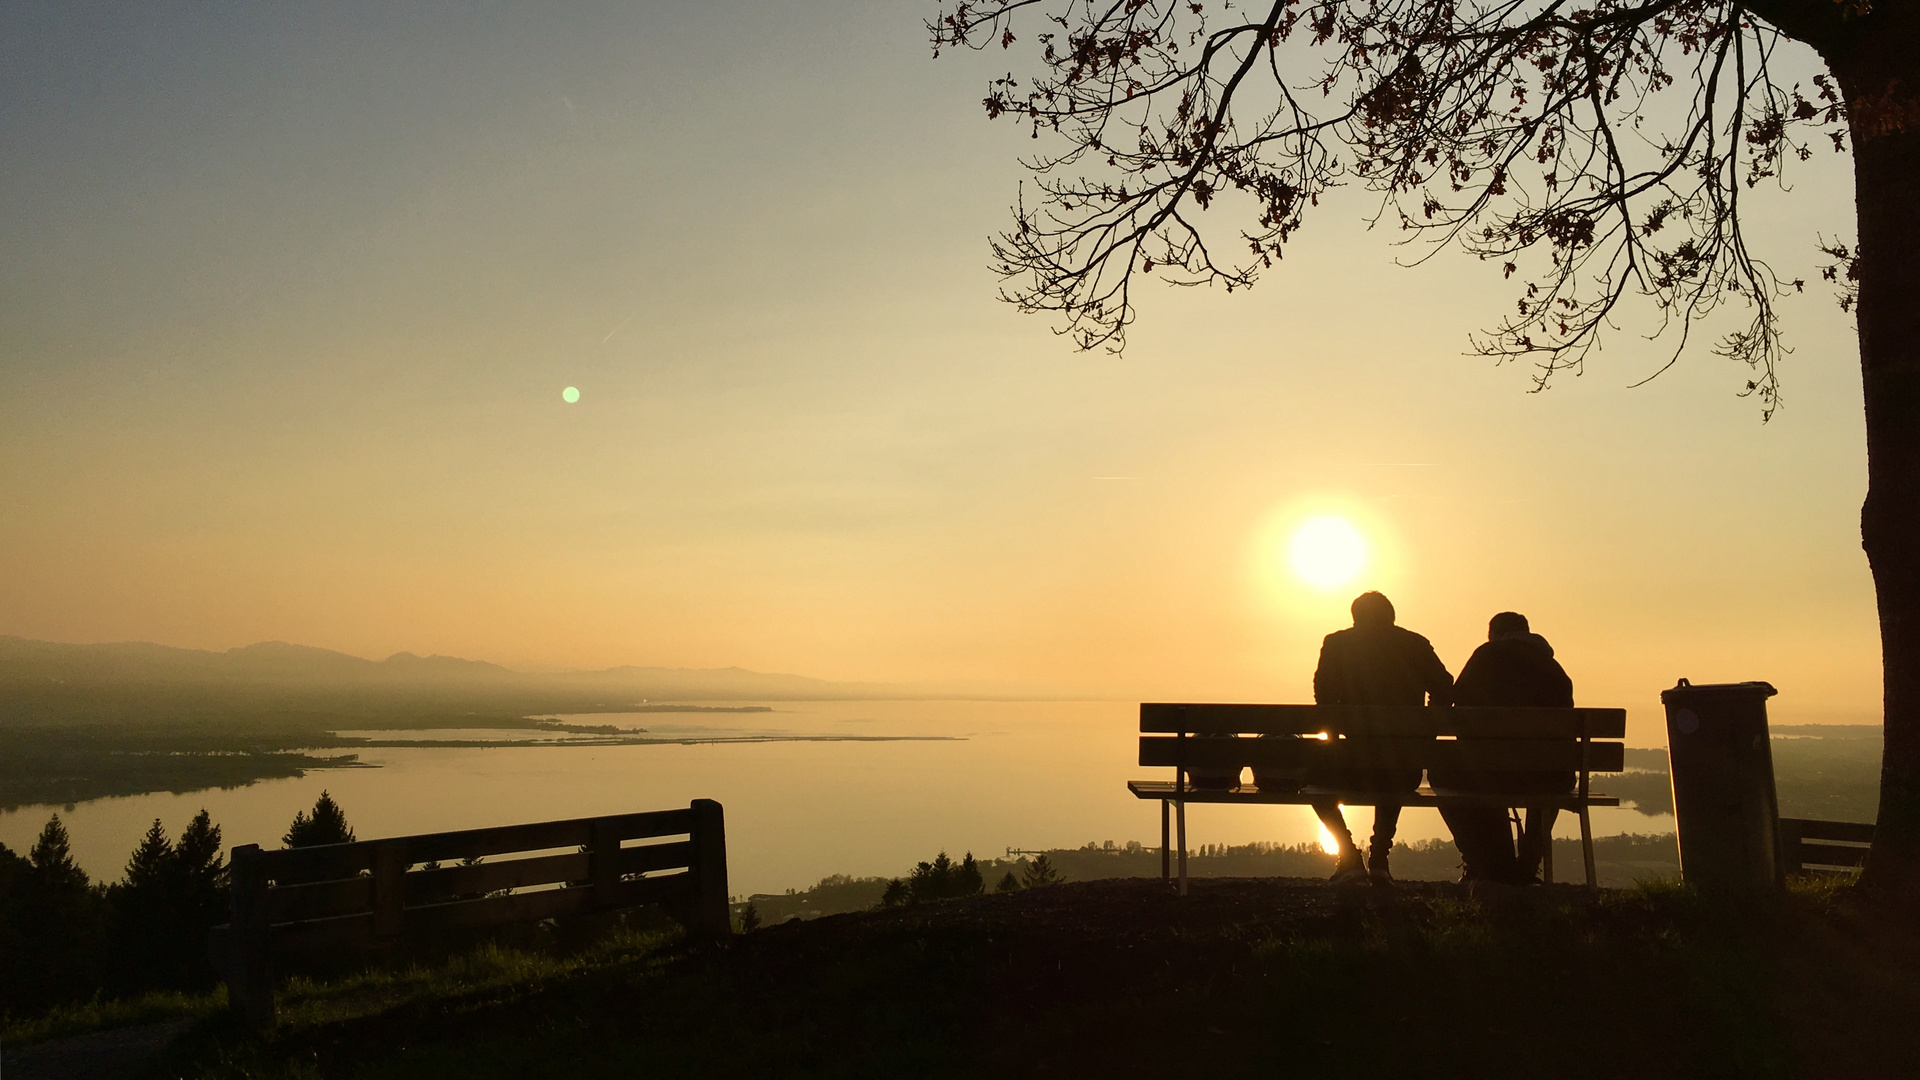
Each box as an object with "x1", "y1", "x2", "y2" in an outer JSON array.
[
  {"x1": 1021, "y1": 854, "x2": 1061, "y2": 889},
  {"x1": 30, "y1": 813, "x2": 88, "y2": 892},
  {"x1": 122, "y1": 818, "x2": 174, "y2": 891},
  {"x1": 284, "y1": 790, "x2": 356, "y2": 847},
  {"x1": 109, "y1": 811, "x2": 228, "y2": 992},
  {"x1": 175, "y1": 809, "x2": 226, "y2": 898},
  {"x1": 15, "y1": 815, "x2": 106, "y2": 1009}
]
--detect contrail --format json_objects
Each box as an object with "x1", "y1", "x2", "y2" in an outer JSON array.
[{"x1": 602, "y1": 316, "x2": 632, "y2": 343}]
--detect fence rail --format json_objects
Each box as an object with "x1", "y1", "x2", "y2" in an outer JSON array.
[
  {"x1": 1778, "y1": 816, "x2": 1872, "y2": 873},
  {"x1": 211, "y1": 800, "x2": 728, "y2": 1027}
]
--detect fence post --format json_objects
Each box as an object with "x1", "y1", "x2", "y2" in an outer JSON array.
[
  {"x1": 1777, "y1": 817, "x2": 1805, "y2": 874},
  {"x1": 372, "y1": 840, "x2": 406, "y2": 941},
  {"x1": 227, "y1": 844, "x2": 276, "y2": 1027},
  {"x1": 589, "y1": 818, "x2": 620, "y2": 912},
  {"x1": 688, "y1": 799, "x2": 730, "y2": 941}
]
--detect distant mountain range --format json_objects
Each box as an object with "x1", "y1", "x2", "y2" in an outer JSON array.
[{"x1": 0, "y1": 636, "x2": 911, "y2": 727}]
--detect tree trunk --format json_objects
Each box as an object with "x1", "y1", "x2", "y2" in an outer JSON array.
[{"x1": 1829, "y1": 16, "x2": 1920, "y2": 894}]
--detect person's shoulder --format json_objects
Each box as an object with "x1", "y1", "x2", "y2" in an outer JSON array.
[
  {"x1": 1461, "y1": 639, "x2": 1500, "y2": 664},
  {"x1": 1389, "y1": 625, "x2": 1436, "y2": 649}
]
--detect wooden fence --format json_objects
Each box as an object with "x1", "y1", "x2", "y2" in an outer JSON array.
[
  {"x1": 1778, "y1": 816, "x2": 1872, "y2": 873},
  {"x1": 211, "y1": 799, "x2": 728, "y2": 1026}
]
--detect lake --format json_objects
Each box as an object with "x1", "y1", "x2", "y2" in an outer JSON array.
[{"x1": 0, "y1": 700, "x2": 1672, "y2": 895}]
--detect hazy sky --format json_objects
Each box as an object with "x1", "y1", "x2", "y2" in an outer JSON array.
[{"x1": 0, "y1": 1, "x2": 1876, "y2": 730}]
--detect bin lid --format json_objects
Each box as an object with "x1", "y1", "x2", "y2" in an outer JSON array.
[{"x1": 1660, "y1": 678, "x2": 1778, "y2": 704}]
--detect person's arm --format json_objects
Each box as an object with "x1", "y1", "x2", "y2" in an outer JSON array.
[
  {"x1": 1312, "y1": 635, "x2": 1338, "y2": 705},
  {"x1": 1451, "y1": 646, "x2": 1489, "y2": 708},
  {"x1": 1546, "y1": 659, "x2": 1574, "y2": 708},
  {"x1": 1419, "y1": 641, "x2": 1454, "y2": 707}
]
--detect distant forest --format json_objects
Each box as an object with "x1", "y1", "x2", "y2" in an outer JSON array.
[{"x1": 734, "y1": 834, "x2": 1690, "y2": 925}]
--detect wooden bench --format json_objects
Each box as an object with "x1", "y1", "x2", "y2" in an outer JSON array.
[
  {"x1": 1129, "y1": 704, "x2": 1625, "y2": 892},
  {"x1": 211, "y1": 799, "x2": 729, "y2": 1026},
  {"x1": 1778, "y1": 816, "x2": 1872, "y2": 873}
]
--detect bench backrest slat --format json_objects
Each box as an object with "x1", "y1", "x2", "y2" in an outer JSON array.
[
  {"x1": 255, "y1": 807, "x2": 695, "y2": 883},
  {"x1": 1140, "y1": 703, "x2": 1625, "y2": 739},
  {"x1": 1138, "y1": 736, "x2": 1623, "y2": 773}
]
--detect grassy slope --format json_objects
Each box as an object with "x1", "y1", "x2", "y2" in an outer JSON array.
[{"x1": 155, "y1": 877, "x2": 1920, "y2": 1080}]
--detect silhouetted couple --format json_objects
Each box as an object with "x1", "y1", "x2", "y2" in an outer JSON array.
[{"x1": 1311, "y1": 592, "x2": 1572, "y2": 887}]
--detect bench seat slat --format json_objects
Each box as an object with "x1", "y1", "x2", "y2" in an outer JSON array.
[
  {"x1": 1139, "y1": 736, "x2": 1624, "y2": 773},
  {"x1": 1126, "y1": 779, "x2": 1619, "y2": 808},
  {"x1": 1141, "y1": 703, "x2": 1625, "y2": 738}
]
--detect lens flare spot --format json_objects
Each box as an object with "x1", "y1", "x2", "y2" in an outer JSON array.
[
  {"x1": 1289, "y1": 515, "x2": 1367, "y2": 587},
  {"x1": 561, "y1": 386, "x2": 580, "y2": 403}
]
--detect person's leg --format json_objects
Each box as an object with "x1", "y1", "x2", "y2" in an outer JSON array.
[
  {"x1": 1439, "y1": 803, "x2": 1492, "y2": 878},
  {"x1": 1516, "y1": 806, "x2": 1559, "y2": 882},
  {"x1": 1367, "y1": 802, "x2": 1404, "y2": 885},
  {"x1": 1440, "y1": 803, "x2": 1517, "y2": 882},
  {"x1": 1313, "y1": 802, "x2": 1366, "y2": 881},
  {"x1": 1370, "y1": 803, "x2": 1403, "y2": 847}
]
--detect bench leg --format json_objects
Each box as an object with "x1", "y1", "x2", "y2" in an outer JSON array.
[
  {"x1": 1579, "y1": 804, "x2": 1596, "y2": 890},
  {"x1": 1161, "y1": 800, "x2": 1171, "y2": 884},
  {"x1": 1176, "y1": 801, "x2": 1188, "y2": 897}
]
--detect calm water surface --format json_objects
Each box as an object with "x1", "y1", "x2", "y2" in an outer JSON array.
[{"x1": 0, "y1": 700, "x2": 1671, "y2": 895}]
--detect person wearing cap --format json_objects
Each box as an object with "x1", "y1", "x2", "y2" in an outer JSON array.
[
  {"x1": 1433, "y1": 611, "x2": 1575, "y2": 884},
  {"x1": 1310, "y1": 591, "x2": 1453, "y2": 885}
]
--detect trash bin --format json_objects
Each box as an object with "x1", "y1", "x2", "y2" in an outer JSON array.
[{"x1": 1660, "y1": 679, "x2": 1782, "y2": 894}]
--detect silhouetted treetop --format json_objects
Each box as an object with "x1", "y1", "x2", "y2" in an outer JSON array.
[
  {"x1": 123, "y1": 818, "x2": 174, "y2": 891},
  {"x1": 30, "y1": 813, "x2": 89, "y2": 891},
  {"x1": 285, "y1": 790, "x2": 356, "y2": 848}
]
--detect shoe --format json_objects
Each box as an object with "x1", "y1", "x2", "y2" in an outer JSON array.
[
  {"x1": 1368, "y1": 842, "x2": 1395, "y2": 887},
  {"x1": 1329, "y1": 851, "x2": 1368, "y2": 884}
]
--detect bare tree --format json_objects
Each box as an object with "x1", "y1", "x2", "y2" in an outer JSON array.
[{"x1": 933, "y1": 0, "x2": 1920, "y2": 894}]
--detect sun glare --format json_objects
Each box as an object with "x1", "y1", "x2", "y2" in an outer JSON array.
[
  {"x1": 1289, "y1": 516, "x2": 1368, "y2": 587},
  {"x1": 1317, "y1": 813, "x2": 1342, "y2": 856},
  {"x1": 561, "y1": 386, "x2": 580, "y2": 403}
]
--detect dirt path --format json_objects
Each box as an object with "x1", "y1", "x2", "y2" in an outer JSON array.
[{"x1": 3, "y1": 1020, "x2": 193, "y2": 1080}]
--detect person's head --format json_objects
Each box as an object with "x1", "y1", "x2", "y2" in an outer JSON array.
[
  {"x1": 1488, "y1": 611, "x2": 1530, "y2": 640},
  {"x1": 1351, "y1": 591, "x2": 1395, "y2": 629}
]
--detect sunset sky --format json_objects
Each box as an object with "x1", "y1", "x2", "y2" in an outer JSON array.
[{"x1": 0, "y1": 1, "x2": 1876, "y2": 733}]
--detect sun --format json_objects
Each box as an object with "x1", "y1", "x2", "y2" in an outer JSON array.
[{"x1": 1289, "y1": 516, "x2": 1368, "y2": 588}]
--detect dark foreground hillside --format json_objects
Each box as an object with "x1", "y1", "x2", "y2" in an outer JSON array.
[{"x1": 109, "y1": 876, "x2": 1920, "y2": 1080}]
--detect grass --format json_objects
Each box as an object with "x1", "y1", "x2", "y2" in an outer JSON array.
[
  {"x1": 265, "y1": 928, "x2": 675, "y2": 1029},
  {"x1": 1, "y1": 988, "x2": 226, "y2": 1047},
  {"x1": 135, "y1": 875, "x2": 1920, "y2": 1079}
]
